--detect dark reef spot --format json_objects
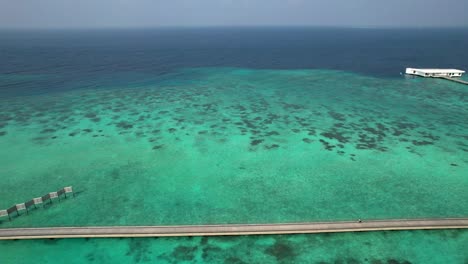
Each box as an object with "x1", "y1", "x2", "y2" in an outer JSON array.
[
  {"x1": 251, "y1": 130, "x2": 260, "y2": 135},
  {"x1": 91, "y1": 118, "x2": 101, "y2": 123},
  {"x1": 265, "y1": 131, "x2": 280, "y2": 136},
  {"x1": 126, "y1": 238, "x2": 151, "y2": 263},
  {"x1": 265, "y1": 144, "x2": 279, "y2": 149},
  {"x1": 386, "y1": 259, "x2": 412, "y2": 264},
  {"x1": 40, "y1": 128, "x2": 56, "y2": 134},
  {"x1": 378, "y1": 147, "x2": 388, "y2": 152},
  {"x1": 31, "y1": 136, "x2": 49, "y2": 141},
  {"x1": 363, "y1": 127, "x2": 386, "y2": 137},
  {"x1": 356, "y1": 133, "x2": 385, "y2": 150},
  {"x1": 333, "y1": 123, "x2": 345, "y2": 128},
  {"x1": 450, "y1": 163, "x2": 458, "y2": 167},
  {"x1": 345, "y1": 258, "x2": 360, "y2": 264},
  {"x1": 412, "y1": 140, "x2": 433, "y2": 146},
  {"x1": 200, "y1": 236, "x2": 209, "y2": 245},
  {"x1": 202, "y1": 245, "x2": 222, "y2": 260},
  {"x1": 85, "y1": 253, "x2": 95, "y2": 262},
  {"x1": 395, "y1": 121, "x2": 418, "y2": 130},
  {"x1": 224, "y1": 257, "x2": 247, "y2": 264},
  {"x1": 302, "y1": 138, "x2": 313, "y2": 144},
  {"x1": 168, "y1": 128, "x2": 177, "y2": 133},
  {"x1": 308, "y1": 129, "x2": 316, "y2": 136},
  {"x1": 135, "y1": 131, "x2": 145, "y2": 137},
  {"x1": 152, "y1": 145, "x2": 164, "y2": 150},
  {"x1": 82, "y1": 129, "x2": 92, "y2": 133},
  {"x1": 265, "y1": 240, "x2": 296, "y2": 262},
  {"x1": 110, "y1": 169, "x2": 120, "y2": 180},
  {"x1": 328, "y1": 111, "x2": 346, "y2": 121},
  {"x1": 321, "y1": 130, "x2": 349, "y2": 143},
  {"x1": 319, "y1": 139, "x2": 335, "y2": 151},
  {"x1": 171, "y1": 246, "x2": 197, "y2": 261},
  {"x1": 0, "y1": 131, "x2": 6, "y2": 136},
  {"x1": 68, "y1": 132, "x2": 77, "y2": 137},
  {"x1": 116, "y1": 121, "x2": 133, "y2": 130},
  {"x1": 291, "y1": 128, "x2": 300, "y2": 133},
  {"x1": 376, "y1": 123, "x2": 387, "y2": 131},
  {"x1": 243, "y1": 120, "x2": 257, "y2": 129},
  {"x1": 283, "y1": 103, "x2": 304, "y2": 110},
  {"x1": 250, "y1": 139, "x2": 264, "y2": 146}
]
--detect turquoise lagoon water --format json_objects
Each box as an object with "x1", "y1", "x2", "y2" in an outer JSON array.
[
  {"x1": 0, "y1": 67, "x2": 467, "y2": 227},
  {"x1": 2, "y1": 230, "x2": 467, "y2": 263}
]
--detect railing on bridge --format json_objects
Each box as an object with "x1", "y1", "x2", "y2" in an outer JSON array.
[{"x1": 0, "y1": 186, "x2": 74, "y2": 221}]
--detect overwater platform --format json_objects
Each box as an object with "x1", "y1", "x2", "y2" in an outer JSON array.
[
  {"x1": 405, "y1": 68, "x2": 468, "y2": 85},
  {"x1": 405, "y1": 68, "x2": 465, "y2": 78},
  {"x1": 1, "y1": 218, "x2": 467, "y2": 240}
]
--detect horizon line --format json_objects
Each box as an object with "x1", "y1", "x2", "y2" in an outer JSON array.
[{"x1": 1, "y1": 25, "x2": 468, "y2": 31}]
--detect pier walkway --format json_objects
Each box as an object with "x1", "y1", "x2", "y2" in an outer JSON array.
[
  {"x1": 1, "y1": 218, "x2": 467, "y2": 240},
  {"x1": 0, "y1": 186, "x2": 74, "y2": 221},
  {"x1": 438, "y1": 77, "x2": 468, "y2": 85}
]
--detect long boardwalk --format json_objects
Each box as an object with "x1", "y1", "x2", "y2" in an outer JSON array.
[
  {"x1": 1, "y1": 218, "x2": 467, "y2": 240},
  {"x1": 439, "y1": 76, "x2": 468, "y2": 85}
]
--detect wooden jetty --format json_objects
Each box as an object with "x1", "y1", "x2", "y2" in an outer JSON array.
[
  {"x1": 1, "y1": 218, "x2": 467, "y2": 240},
  {"x1": 438, "y1": 76, "x2": 468, "y2": 85},
  {"x1": 0, "y1": 187, "x2": 74, "y2": 221}
]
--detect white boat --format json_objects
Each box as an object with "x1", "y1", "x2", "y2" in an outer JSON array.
[{"x1": 405, "y1": 68, "x2": 465, "y2": 78}]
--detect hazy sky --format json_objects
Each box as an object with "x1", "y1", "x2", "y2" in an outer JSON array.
[{"x1": 1, "y1": 0, "x2": 467, "y2": 28}]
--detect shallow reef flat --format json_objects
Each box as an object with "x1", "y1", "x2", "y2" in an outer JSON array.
[
  {"x1": 1, "y1": 229, "x2": 467, "y2": 263},
  {"x1": 0, "y1": 68, "x2": 466, "y2": 227}
]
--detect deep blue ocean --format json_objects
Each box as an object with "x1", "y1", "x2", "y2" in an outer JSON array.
[{"x1": 1, "y1": 27, "x2": 468, "y2": 97}]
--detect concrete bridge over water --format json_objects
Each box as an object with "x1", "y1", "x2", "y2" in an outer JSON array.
[{"x1": 1, "y1": 218, "x2": 467, "y2": 240}]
